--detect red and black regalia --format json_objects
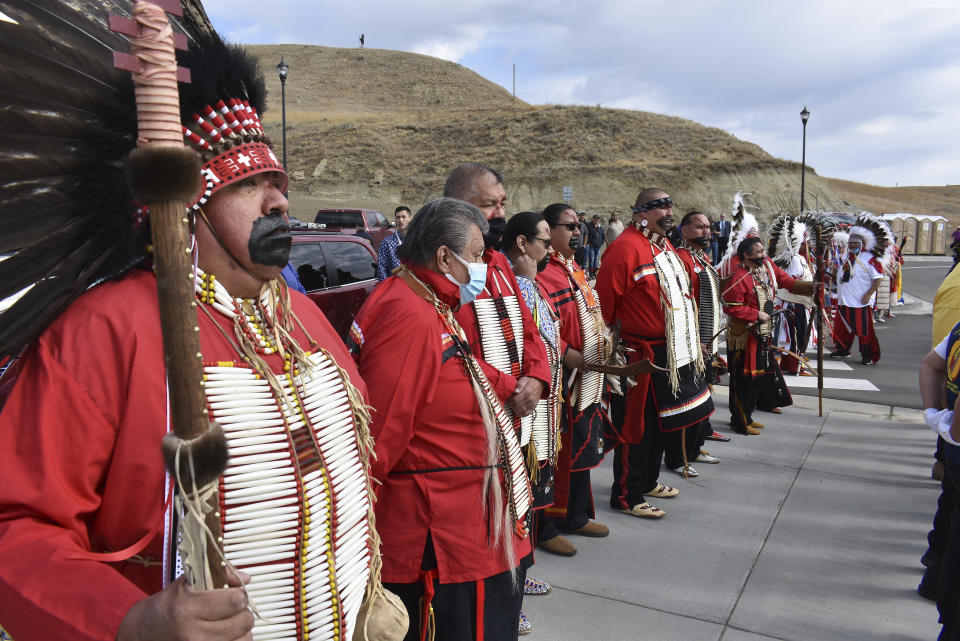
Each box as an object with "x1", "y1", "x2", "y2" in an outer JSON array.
[
  {"x1": 0, "y1": 4, "x2": 378, "y2": 640},
  {"x1": 595, "y1": 225, "x2": 713, "y2": 511},
  {"x1": 453, "y1": 248, "x2": 551, "y2": 404},
  {"x1": 669, "y1": 244, "x2": 722, "y2": 469},
  {"x1": 723, "y1": 257, "x2": 813, "y2": 431},
  {"x1": 513, "y1": 272, "x2": 563, "y2": 510},
  {"x1": 352, "y1": 264, "x2": 532, "y2": 641},
  {"x1": 538, "y1": 250, "x2": 611, "y2": 532},
  {"x1": 0, "y1": 269, "x2": 378, "y2": 641},
  {"x1": 833, "y1": 251, "x2": 883, "y2": 364}
]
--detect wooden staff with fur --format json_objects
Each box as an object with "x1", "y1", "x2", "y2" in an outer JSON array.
[{"x1": 110, "y1": 0, "x2": 228, "y2": 589}]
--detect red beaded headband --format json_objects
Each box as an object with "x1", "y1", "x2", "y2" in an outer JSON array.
[{"x1": 182, "y1": 99, "x2": 287, "y2": 209}]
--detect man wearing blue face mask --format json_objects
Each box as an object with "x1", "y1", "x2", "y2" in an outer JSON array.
[
  {"x1": 351, "y1": 198, "x2": 533, "y2": 641},
  {"x1": 443, "y1": 163, "x2": 551, "y2": 427}
]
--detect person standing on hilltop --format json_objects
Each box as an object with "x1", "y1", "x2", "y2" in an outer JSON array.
[
  {"x1": 376, "y1": 205, "x2": 412, "y2": 280},
  {"x1": 606, "y1": 211, "x2": 625, "y2": 246}
]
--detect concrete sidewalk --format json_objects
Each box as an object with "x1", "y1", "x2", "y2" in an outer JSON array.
[{"x1": 522, "y1": 394, "x2": 942, "y2": 641}]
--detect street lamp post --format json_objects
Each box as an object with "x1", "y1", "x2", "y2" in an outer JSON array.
[
  {"x1": 276, "y1": 57, "x2": 289, "y2": 174},
  {"x1": 800, "y1": 106, "x2": 810, "y2": 213}
]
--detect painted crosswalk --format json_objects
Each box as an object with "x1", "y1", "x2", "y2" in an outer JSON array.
[
  {"x1": 718, "y1": 342, "x2": 880, "y2": 392},
  {"x1": 783, "y1": 374, "x2": 879, "y2": 391},
  {"x1": 796, "y1": 349, "x2": 879, "y2": 390}
]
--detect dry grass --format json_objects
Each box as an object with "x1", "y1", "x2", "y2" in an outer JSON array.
[
  {"x1": 246, "y1": 45, "x2": 959, "y2": 225},
  {"x1": 823, "y1": 178, "x2": 960, "y2": 223}
]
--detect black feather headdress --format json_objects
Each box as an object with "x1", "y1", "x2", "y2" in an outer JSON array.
[
  {"x1": 0, "y1": 0, "x2": 278, "y2": 360},
  {"x1": 848, "y1": 212, "x2": 891, "y2": 259}
]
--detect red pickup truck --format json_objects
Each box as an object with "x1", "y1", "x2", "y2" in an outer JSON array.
[
  {"x1": 313, "y1": 208, "x2": 395, "y2": 251},
  {"x1": 288, "y1": 230, "x2": 378, "y2": 339}
]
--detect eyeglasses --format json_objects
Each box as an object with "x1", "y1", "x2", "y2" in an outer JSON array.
[
  {"x1": 552, "y1": 222, "x2": 578, "y2": 231},
  {"x1": 632, "y1": 196, "x2": 673, "y2": 213},
  {"x1": 531, "y1": 236, "x2": 552, "y2": 247}
]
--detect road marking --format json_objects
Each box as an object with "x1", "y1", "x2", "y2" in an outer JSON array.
[
  {"x1": 786, "y1": 376, "x2": 880, "y2": 391},
  {"x1": 818, "y1": 361, "x2": 853, "y2": 371}
]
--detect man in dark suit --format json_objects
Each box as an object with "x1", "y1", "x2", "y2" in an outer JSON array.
[{"x1": 714, "y1": 212, "x2": 731, "y2": 264}]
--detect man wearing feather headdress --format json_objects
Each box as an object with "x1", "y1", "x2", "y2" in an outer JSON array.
[
  {"x1": 766, "y1": 214, "x2": 818, "y2": 377},
  {"x1": 0, "y1": 3, "x2": 386, "y2": 640},
  {"x1": 596, "y1": 189, "x2": 714, "y2": 519},
  {"x1": 829, "y1": 215, "x2": 887, "y2": 365}
]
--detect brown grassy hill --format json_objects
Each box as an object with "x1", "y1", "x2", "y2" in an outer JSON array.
[
  {"x1": 246, "y1": 45, "x2": 959, "y2": 225},
  {"x1": 823, "y1": 178, "x2": 960, "y2": 221}
]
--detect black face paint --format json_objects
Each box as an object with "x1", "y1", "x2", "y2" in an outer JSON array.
[
  {"x1": 483, "y1": 217, "x2": 507, "y2": 249},
  {"x1": 689, "y1": 235, "x2": 709, "y2": 246},
  {"x1": 536, "y1": 255, "x2": 549, "y2": 272},
  {"x1": 248, "y1": 213, "x2": 291, "y2": 268},
  {"x1": 658, "y1": 215, "x2": 676, "y2": 231}
]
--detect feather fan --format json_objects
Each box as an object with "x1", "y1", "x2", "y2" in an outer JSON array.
[{"x1": 0, "y1": 0, "x2": 262, "y2": 360}]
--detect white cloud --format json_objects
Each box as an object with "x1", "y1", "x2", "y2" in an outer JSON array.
[
  {"x1": 411, "y1": 25, "x2": 487, "y2": 62},
  {"x1": 203, "y1": 0, "x2": 960, "y2": 186}
]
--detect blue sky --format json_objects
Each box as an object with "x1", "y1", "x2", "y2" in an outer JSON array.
[{"x1": 204, "y1": 0, "x2": 960, "y2": 187}]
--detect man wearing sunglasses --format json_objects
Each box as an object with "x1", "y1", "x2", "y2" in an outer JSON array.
[
  {"x1": 595, "y1": 189, "x2": 714, "y2": 520},
  {"x1": 537, "y1": 203, "x2": 612, "y2": 556}
]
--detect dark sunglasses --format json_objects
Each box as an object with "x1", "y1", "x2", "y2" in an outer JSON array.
[
  {"x1": 632, "y1": 196, "x2": 673, "y2": 213},
  {"x1": 530, "y1": 236, "x2": 552, "y2": 247},
  {"x1": 552, "y1": 222, "x2": 578, "y2": 231}
]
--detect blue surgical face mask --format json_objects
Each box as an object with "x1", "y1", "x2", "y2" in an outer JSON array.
[{"x1": 445, "y1": 251, "x2": 487, "y2": 305}]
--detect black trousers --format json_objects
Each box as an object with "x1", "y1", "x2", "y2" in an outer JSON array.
[
  {"x1": 939, "y1": 458, "x2": 960, "y2": 641},
  {"x1": 539, "y1": 469, "x2": 594, "y2": 540},
  {"x1": 385, "y1": 536, "x2": 522, "y2": 641},
  {"x1": 610, "y1": 397, "x2": 665, "y2": 510},
  {"x1": 728, "y1": 348, "x2": 761, "y2": 431},
  {"x1": 663, "y1": 419, "x2": 709, "y2": 470},
  {"x1": 927, "y1": 466, "x2": 954, "y2": 568}
]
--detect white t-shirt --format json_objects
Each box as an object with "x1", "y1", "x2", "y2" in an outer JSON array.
[
  {"x1": 936, "y1": 334, "x2": 949, "y2": 360},
  {"x1": 836, "y1": 254, "x2": 882, "y2": 308}
]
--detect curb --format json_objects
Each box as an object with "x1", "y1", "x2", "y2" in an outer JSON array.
[{"x1": 710, "y1": 384, "x2": 924, "y2": 424}]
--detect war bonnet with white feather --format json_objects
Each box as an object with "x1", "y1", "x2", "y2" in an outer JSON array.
[
  {"x1": 847, "y1": 212, "x2": 891, "y2": 258},
  {"x1": 717, "y1": 191, "x2": 759, "y2": 276},
  {"x1": 766, "y1": 213, "x2": 806, "y2": 268}
]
